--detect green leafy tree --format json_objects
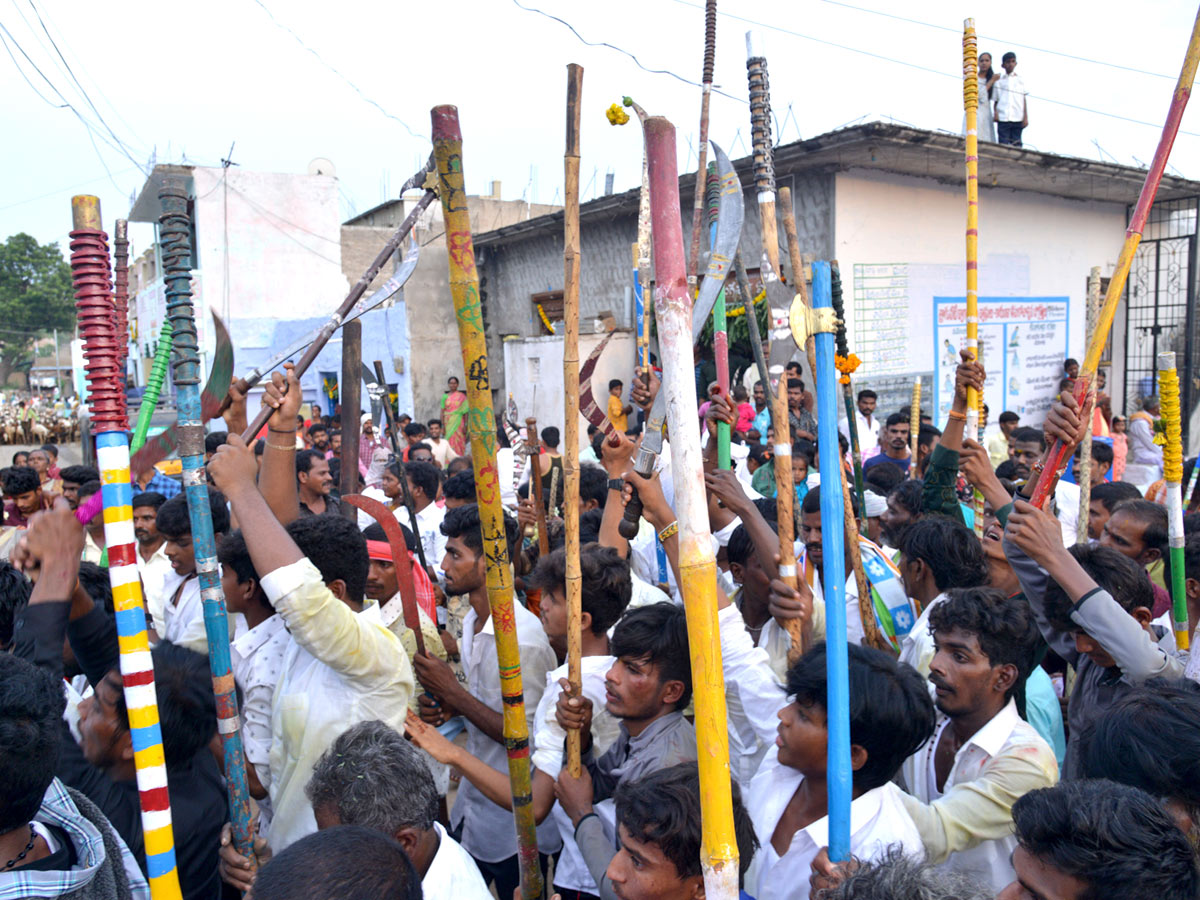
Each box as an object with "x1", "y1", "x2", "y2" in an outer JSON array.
[{"x1": 0, "y1": 233, "x2": 75, "y2": 386}]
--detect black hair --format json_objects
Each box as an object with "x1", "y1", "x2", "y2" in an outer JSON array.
[
  {"x1": 610, "y1": 602, "x2": 692, "y2": 709},
  {"x1": 77, "y1": 480, "x2": 102, "y2": 501},
  {"x1": 785, "y1": 642, "x2": 935, "y2": 790},
  {"x1": 60, "y1": 464, "x2": 100, "y2": 486},
  {"x1": 1001, "y1": 51, "x2": 1016, "y2": 62},
  {"x1": 445, "y1": 457, "x2": 472, "y2": 476},
  {"x1": 286, "y1": 514, "x2": 369, "y2": 603},
  {"x1": 728, "y1": 521, "x2": 776, "y2": 569},
  {"x1": 541, "y1": 426, "x2": 560, "y2": 449},
  {"x1": 748, "y1": 444, "x2": 772, "y2": 467},
  {"x1": 1043, "y1": 544, "x2": 1155, "y2": 632},
  {"x1": 863, "y1": 461, "x2": 906, "y2": 495},
  {"x1": 362, "y1": 521, "x2": 419, "y2": 554},
  {"x1": 1081, "y1": 678, "x2": 1200, "y2": 822},
  {"x1": 929, "y1": 587, "x2": 1039, "y2": 700},
  {"x1": 793, "y1": 438, "x2": 815, "y2": 465},
  {"x1": 440, "y1": 503, "x2": 520, "y2": 562},
  {"x1": 0, "y1": 653, "x2": 65, "y2": 832},
  {"x1": 1112, "y1": 498, "x2": 1168, "y2": 557},
  {"x1": 579, "y1": 463, "x2": 608, "y2": 508},
  {"x1": 998, "y1": 411, "x2": 1019, "y2": 424},
  {"x1": 888, "y1": 479, "x2": 924, "y2": 517},
  {"x1": 155, "y1": 490, "x2": 230, "y2": 539},
  {"x1": 900, "y1": 517, "x2": 988, "y2": 591},
  {"x1": 404, "y1": 460, "x2": 440, "y2": 501},
  {"x1": 427, "y1": 419, "x2": 441, "y2": 429},
  {"x1": 580, "y1": 509, "x2": 604, "y2": 544},
  {"x1": 204, "y1": 431, "x2": 228, "y2": 455},
  {"x1": 917, "y1": 423, "x2": 941, "y2": 449},
  {"x1": 296, "y1": 448, "x2": 326, "y2": 477},
  {"x1": 131, "y1": 491, "x2": 167, "y2": 511},
  {"x1": 0, "y1": 562, "x2": 31, "y2": 648},
  {"x1": 408, "y1": 442, "x2": 433, "y2": 457},
  {"x1": 403, "y1": 422, "x2": 425, "y2": 439},
  {"x1": 441, "y1": 470, "x2": 476, "y2": 503},
  {"x1": 1089, "y1": 481, "x2": 1142, "y2": 514},
  {"x1": 253, "y1": 825, "x2": 423, "y2": 900},
  {"x1": 217, "y1": 530, "x2": 259, "y2": 584},
  {"x1": 615, "y1": 763, "x2": 758, "y2": 887},
  {"x1": 527, "y1": 544, "x2": 632, "y2": 634},
  {"x1": 802, "y1": 482, "x2": 859, "y2": 518},
  {"x1": 1075, "y1": 440, "x2": 1114, "y2": 467},
  {"x1": 884, "y1": 412, "x2": 909, "y2": 429},
  {"x1": 2, "y1": 466, "x2": 39, "y2": 496},
  {"x1": 994, "y1": 459, "x2": 1020, "y2": 481},
  {"x1": 1011, "y1": 780, "x2": 1199, "y2": 900},
  {"x1": 308, "y1": 422, "x2": 328, "y2": 436},
  {"x1": 857, "y1": 389, "x2": 877, "y2": 401},
  {"x1": 608, "y1": 378, "x2": 623, "y2": 390},
  {"x1": 1010, "y1": 426, "x2": 1045, "y2": 448},
  {"x1": 39, "y1": 443, "x2": 57, "y2": 458},
  {"x1": 77, "y1": 561, "x2": 114, "y2": 615}
]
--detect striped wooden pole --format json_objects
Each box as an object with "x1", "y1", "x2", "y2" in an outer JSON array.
[
  {"x1": 432, "y1": 105, "x2": 543, "y2": 900},
  {"x1": 71, "y1": 195, "x2": 183, "y2": 900}
]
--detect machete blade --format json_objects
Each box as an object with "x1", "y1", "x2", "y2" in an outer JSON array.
[
  {"x1": 691, "y1": 141, "x2": 744, "y2": 344},
  {"x1": 577, "y1": 333, "x2": 617, "y2": 438}
]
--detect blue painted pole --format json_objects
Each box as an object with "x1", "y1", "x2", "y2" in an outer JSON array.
[
  {"x1": 812, "y1": 261, "x2": 852, "y2": 861},
  {"x1": 159, "y1": 177, "x2": 256, "y2": 861}
]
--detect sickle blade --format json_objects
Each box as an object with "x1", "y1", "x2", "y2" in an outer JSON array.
[
  {"x1": 691, "y1": 141, "x2": 744, "y2": 344},
  {"x1": 341, "y1": 492, "x2": 427, "y2": 657},
  {"x1": 577, "y1": 333, "x2": 617, "y2": 436},
  {"x1": 131, "y1": 310, "x2": 234, "y2": 476}
]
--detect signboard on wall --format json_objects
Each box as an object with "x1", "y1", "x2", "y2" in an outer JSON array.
[{"x1": 933, "y1": 297, "x2": 1069, "y2": 425}]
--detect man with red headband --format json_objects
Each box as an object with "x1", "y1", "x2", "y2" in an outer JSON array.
[{"x1": 363, "y1": 521, "x2": 442, "y2": 652}]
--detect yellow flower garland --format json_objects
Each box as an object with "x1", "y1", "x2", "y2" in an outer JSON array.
[
  {"x1": 835, "y1": 353, "x2": 861, "y2": 385},
  {"x1": 536, "y1": 302, "x2": 556, "y2": 334},
  {"x1": 606, "y1": 103, "x2": 630, "y2": 126}
]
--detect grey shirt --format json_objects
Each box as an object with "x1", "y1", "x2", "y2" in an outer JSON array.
[
  {"x1": 576, "y1": 711, "x2": 698, "y2": 900},
  {"x1": 1004, "y1": 535, "x2": 1186, "y2": 778}
]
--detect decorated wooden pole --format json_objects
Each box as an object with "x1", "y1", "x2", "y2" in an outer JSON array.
[
  {"x1": 113, "y1": 219, "x2": 130, "y2": 388},
  {"x1": 1158, "y1": 351, "x2": 1190, "y2": 650},
  {"x1": 1029, "y1": 9, "x2": 1200, "y2": 507},
  {"x1": 1077, "y1": 268, "x2": 1101, "y2": 544},
  {"x1": 131, "y1": 322, "x2": 173, "y2": 454},
  {"x1": 563, "y1": 63, "x2": 585, "y2": 776},
  {"x1": 707, "y1": 162, "x2": 732, "y2": 469},
  {"x1": 688, "y1": 0, "x2": 719, "y2": 282},
  {"x1": 645, "y1": 114, "x2": 739, "y2": 900},
  {"x1": 746, "y1": 31, "x2": 781, "y2": 279},
  {"x1": 829, "y1": 264, "x2": 867, "y2": 528},
  {"x1": 811, "y1": 261, "x2": 853, "y2": 861},
  {"x1": 433, "y1": 105, "x2": 542, "y2": 900},
  {"x1": 158, "y1": 178, "x2": 256, "y2": 863},
  {"x1": 963, "y1": 20, "x2": 986, "y2": 534},
  {"x1": 910, "y1": 380, "x2": 921, "y2": 468},
  {"x1": 71, "y1": 195, "x2": 184, "y2": 900}
]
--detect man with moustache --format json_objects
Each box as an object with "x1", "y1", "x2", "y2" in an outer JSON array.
[
  {"x1": 131, "y1": 491, "x2": 173, "y2": 636},
  {"x1": 297, "y1": 449, "x2": 339, "y2": 517},
  {"x1": 862, "y1": 413, "x2": 913, "y2": 477}
]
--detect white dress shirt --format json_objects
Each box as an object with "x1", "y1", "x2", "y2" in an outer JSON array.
[
  {"x1": 993, "y1": 72, "x2": 1027, "y2": 122},
  {"x1": 261, "y1": 558, "x2": 415, "y2": 852},
  {"x1": 899, "y1": 699, "x2": 1058, "y2": 894},
  {"x1": 423, "y1": 821, "x2": 493, "y2": 900},
  {"x1": 450, "y1": 600, "x2": 557, "y2": 863},
  {"x1": 533, "y1": 656, "x2": 621, "y2": 894},
  {"x1": 159, "y1": 570, "x2": 243, "y2": 655},
  {"x1": 898, "y1": 592, "x2": 948, "y2": 678},
  {"x1": 840, "y1": 409, "x2": 880, "y2": 458},
  {"x1": 747, "y1": 748, "x2": 924, "y2": 900},
  {"x1": 427, "y1": 437, "x2": 456, "y2": 469},
  {"x1": 411, "y1": 502, "x2": 447, "y2": 572},
  {"x1": 136, "y1": 541, "x2": 175, "y2": 636}
]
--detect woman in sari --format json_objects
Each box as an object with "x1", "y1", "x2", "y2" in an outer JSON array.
[{"x1": 441, "y1": 376, "x2": 469, "y2": 456}]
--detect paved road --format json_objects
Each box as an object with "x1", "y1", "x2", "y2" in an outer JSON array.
[{"x1": 3, "y1": 441, "x2": 83, "y2": 468}]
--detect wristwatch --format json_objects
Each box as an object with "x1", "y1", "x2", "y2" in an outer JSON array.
[{"x1": 607, "y1": 478, "x2": 625, "y2": 492}]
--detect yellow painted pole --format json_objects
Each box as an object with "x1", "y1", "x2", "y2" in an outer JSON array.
[
  {"x1": 563, "y1": 63, "x2": 585, "y2": 776},
  {"x1": 910, "y1": 380, "x2": 921, "y2": 467},
  {"x1": 645, "y1": 114, "x2": 739, "y2": 900},
  {"x1": 431, "y1": 105, "x2": 543, "y2": 900},
  {"x1": 963, "y1": 19, "x2": 986, "y2": 535}
]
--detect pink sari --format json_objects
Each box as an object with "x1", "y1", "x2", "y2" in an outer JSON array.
[{"x1": 442, "y1": 390, "x2": 469, "y2": 456}]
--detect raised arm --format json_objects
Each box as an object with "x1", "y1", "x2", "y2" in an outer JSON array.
[{"x1": 255, "y1": 363, "x2": 303, "y2": 526}]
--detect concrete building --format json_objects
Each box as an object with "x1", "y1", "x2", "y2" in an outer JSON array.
[{"x1": 472, "y1": 122, "x2": 1200, "y2": 449}]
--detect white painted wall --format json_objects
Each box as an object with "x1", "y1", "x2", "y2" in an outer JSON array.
[
  {"x1": 503, "y1": 330, "x2": 638, "y2": 451},
  {"x1": 834, "y1": 168, "x2": 1127, "y2": 425},
  {"x1": 191, "y1": 167, "x2": 349, "y2": 323}
]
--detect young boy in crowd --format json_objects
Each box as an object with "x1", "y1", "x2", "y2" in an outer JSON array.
[{"x1": 153, "y1": 491, "x2": 232, "y2": 654}]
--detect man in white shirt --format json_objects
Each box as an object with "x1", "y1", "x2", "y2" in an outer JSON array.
[
  {"x1": 993, "y1": 51, "x2": 1028, "y2": 146},
  {"x1": 898, "y1": 588, "x2": 1058, "y2": 895},
  {"x1": 425, "y1": 419, "x2": 456, "y2": 468},
  {"x1": 304, "y1": 720, "x2": 492, "y2": 900},
  {"x1": 409, "y1": 503, "x2": 556, "y2": 900},
  {"x1": 840, "y1": 389, "x2": 880, "y2": 459},
  {"x1": 716, "y1": 606, "x2": 936, "y2": 900},
  {"x1": 405, "y1": 460, "x2": 447, "y2": 574},
  {"x1": 131, "y1": 490, "x2": 174, "y2": 635},
  {"x1": 207, "y1": 441, "x2": 414, "y2": 855}
]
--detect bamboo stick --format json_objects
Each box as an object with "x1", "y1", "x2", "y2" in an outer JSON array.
[
  {"x1": 432, "y1": 105, "x2": 542, "y2": 900},
  {"x1": 1158, "y1": 352, "x2": 1190, "y2": 650},
  {"x1": 526, "y1": 416, "x2": 550, "y2": 556},
  {"x1": 963, "y1": 20, "x2": 986, "y2": 536},
  {"x1": 563, "y1": 63, "x2": 585, "y2": 776},
  {"x1": 688, "y1": 0, "x2": 718, "y2": 281},
  {"x1": 1077, "y1": 268, "x2": 1101, "y2": 544},
  {"x1": 340, "y1": 320, "x2": 362, "y2": 521},
  {"x1": 71, "y1": 196, "x2": 184, "y2": 900},
  {"x1": 158, "y1": 180, "x2": 256, "y2": 865},
  {"x1": 1029, "y1": 8, "x2": 1200, "y2": 508},
  {"x1": 644, "y1": 114, "x2": 739, "y2": 900},
  {"x1": 812, "y1": 261, "x2": 854, "y2": 861}
]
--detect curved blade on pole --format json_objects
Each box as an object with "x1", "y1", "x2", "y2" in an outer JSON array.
[
  {"x1": 131, "y1": 310, "x2": 234, "y2": 476},
  {"x1": 341, "y1": 492, "x2": 426, "y2": 657},
  {"x1": 691, "y1": 142, "x2": 743, "y2": 344},
  {"x1": 363, "y1": 362, "x2": 385, "y2": 426},
  {"x1": 578, "y1": 333, "x2": 617, "y2": 437}
]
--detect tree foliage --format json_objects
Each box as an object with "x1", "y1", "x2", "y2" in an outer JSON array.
[{"x1": 0, "y1": 233, "x2": 75, "y2": 380}]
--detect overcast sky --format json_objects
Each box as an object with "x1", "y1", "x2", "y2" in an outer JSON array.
[{"x1": 3, "y1": 0, "x2": 1198, "y2": 261}]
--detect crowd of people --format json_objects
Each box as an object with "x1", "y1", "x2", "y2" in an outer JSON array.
[{"x1": 0, "y1": 347, "x2": 1198, "y2": 900}]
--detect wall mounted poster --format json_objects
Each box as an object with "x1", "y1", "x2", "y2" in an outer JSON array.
[{"x1": 933, "y1": 297, "x2": 1069, "y2": 425}]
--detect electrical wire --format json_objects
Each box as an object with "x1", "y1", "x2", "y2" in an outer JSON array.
[
  {"x1": 0, "y1": 165, "x2": 143, "y2": 213},
  {"x1": 510, "y1": 0, "x2": 748, "y2": 104},
  {"x1": 226, "y1": 182, "x2": 343, "y2": 245},
  {"x1": 667, "y1": 0, "x2": 1200, "y2": 139},
  {"x1": 248, "y1": 0, "x2": 428, "y2": 142}
]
